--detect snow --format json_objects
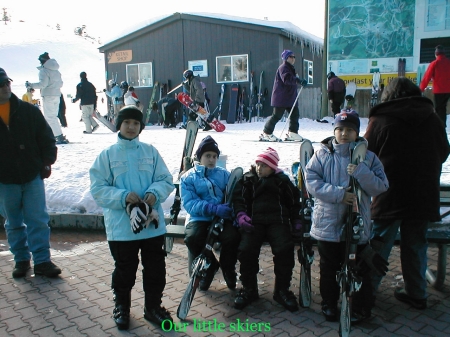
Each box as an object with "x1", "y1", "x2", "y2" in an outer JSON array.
[{"x1": 2, "y1": 21, "x2": 450, "y2": 218}]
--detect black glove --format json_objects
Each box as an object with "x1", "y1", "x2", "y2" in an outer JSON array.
[
  {"x1": 127, "y1": 202, "x2": 151, "y2": 234},
  {"x1": 40, "y1": 164, "x2": 51, "y2": 179},
  {"x1": 114, "y1": 97, "x2": 119, "y2": 102},
  {"x1": 103, "y1": 89, "x2": 106, "y2": 92},
  {"x1": 72, "y1": 98, "x2": 76, "y2": 103},
  {"x1": 357, "y1": 238, "x2": 389, "y2": 276}
]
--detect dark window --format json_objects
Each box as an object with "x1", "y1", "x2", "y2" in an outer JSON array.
[{"x1": 420, "y1": 37, "x2": 450, "y2": 63}]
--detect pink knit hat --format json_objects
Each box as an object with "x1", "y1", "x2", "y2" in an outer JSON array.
[{"x1": 256, "y1": 147, "x2": 279, "y2": 171}]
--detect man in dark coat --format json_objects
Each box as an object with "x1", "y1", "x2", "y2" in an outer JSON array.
[
  {"x1": 261, "y1": 50, "x2": 306, "y2": 142},
  {"x1": 364, "y1": 77, "x2": 449, "y2": 310},
  {"x1": 0, "y1": 68, "x2": 61, "y2": 279},
  {"x1": 327, "y1": 72, "x2": 346, "y2": 116},
  {"x1": 157, "y1": 96, "x2": 181, "y2": 128},
  {"x1": 72, "y1": 71, "x2": 99, "y2": 134}
]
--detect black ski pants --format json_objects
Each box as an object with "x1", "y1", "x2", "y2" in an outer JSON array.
[
  {"x1": 238, "y1": 222, "x2": 295, "y2": 290},
  {"x1": 184, "y1": 220, "x2": 240, "y2": 273},
  {"x1": 108, "y1": 235, "x2": 166, "y2": 309},
  {"x1": 263, "y1": 106, "x2": 299, "y2": 135},
  {"x1": 434, "y1": 93, "x2": 450, "y2": 127},
  {"x1": 317, "y1": 240, "x2": 373, "y2": 310}
]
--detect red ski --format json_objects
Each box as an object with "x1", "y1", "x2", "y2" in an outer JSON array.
[{"x1": 177, "y1": 92, "x2": 225, "y2": 132}]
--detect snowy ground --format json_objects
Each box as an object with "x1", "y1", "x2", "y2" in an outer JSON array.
[{"x1": 2, "y1": 20, "x2": 450, "y2": 217}]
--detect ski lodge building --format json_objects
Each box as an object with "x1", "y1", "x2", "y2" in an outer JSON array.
[{"x1": 98, "y1": 12, "x2": 324, "y2": 121}]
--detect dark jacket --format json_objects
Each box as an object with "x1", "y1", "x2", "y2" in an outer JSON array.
[
  {"x1": 157, "y1": 97, "x2": 181, "y2": 113},
  {"x1": 0, "y1": 93, "x2": 57, "y2": 184},
  {"x1": 327, "y1": 76, "x2": 346, "y2": 102},
  {"x1": 364, "y1": 96, "x2": 449, "y2": 222},
  {"x1": 73, "y1": 78, "x2": 97, "y2": 105},
  {"x1": 271, "y1": 61, "x2": 298, "y2": 107},
  {"x1": 232, "y1": 166, "x2": 301, "y2": 226}
]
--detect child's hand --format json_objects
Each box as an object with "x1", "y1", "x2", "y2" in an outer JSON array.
[
  {"x1": 126, "y1": 192, "x2": 141, "y2": 204},
  {"x1": 343, "y1": 191, "x2": 356, "y2": 205},
  {"x1": 347, "y1": 163, "x2": 357, "y2": 175}
]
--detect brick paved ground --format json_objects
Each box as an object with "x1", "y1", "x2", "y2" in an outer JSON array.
[{"x1": 0, "y1": 229, "x2": 449, "y2": 337}]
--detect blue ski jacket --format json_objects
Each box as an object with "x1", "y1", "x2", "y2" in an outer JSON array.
[
  {"x1": 305, "y1": 137, "x2": 389, "y2": 244},
  {"x1": 89, "y1": 135, "x2": 174, "y2": 241},
  {"x1": 180, "y1": 162, "x2": 230, "y2": 224}
]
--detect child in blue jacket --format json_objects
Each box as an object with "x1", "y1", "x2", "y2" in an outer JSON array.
[{"x1": 90, "y1": 106, "x2": 174, "y2": 331}]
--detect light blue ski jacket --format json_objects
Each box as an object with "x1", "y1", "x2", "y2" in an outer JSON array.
[
  {"x1": 90, "y1": 135, "x2": 174, "y2": 241},
  {"x1": 305, "y1": 137, "x2": 389, "y2": 244},
  {"x1": 180, "y1": 163, "x2": 230, "y2": 224}
]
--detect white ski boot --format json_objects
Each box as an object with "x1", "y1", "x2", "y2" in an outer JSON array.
[
  {"x1": 285, "y1": 132, "x2": 303, "y2": 142},
  {"x1": 259, "y1": 133, "x2": 280, "y2": 142}
]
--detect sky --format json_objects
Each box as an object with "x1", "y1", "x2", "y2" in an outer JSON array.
[{"x1": 2, "y1": 0, "x2": 326, "y2": 40}]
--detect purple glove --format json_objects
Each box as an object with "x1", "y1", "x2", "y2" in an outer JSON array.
[
  {"x1": 205, "y1": 203, "x2": 233, "y2": 219},
  {"x1": 236, "y1": 212, "x2": 254, "y2": 233},
  {"x1": 292, "y1": 219, "x2": 303, "y2": 238}
]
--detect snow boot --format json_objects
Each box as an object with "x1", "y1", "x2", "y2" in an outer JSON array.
[
  {"x1": 259, "y1": 133, "x2": 280, "y2": 142},
  {"x1": 234, "y1": 286, "x2": 259, "y2": 309},
  {"x1": 55, "y1": 134, "x2": 69, "y2": 144},
  {"x1": 273, "y1": 288, "x2": 299, "y2": 312},
  {"x1": 113, "y1": 289, "x2": 131, "y2": 330}
]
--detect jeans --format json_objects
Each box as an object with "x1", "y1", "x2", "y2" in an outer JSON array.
[
  {"x1": 263, "y1": 106, "x2": 299, "y2": 135},
  {"x1": 0, "y1": 175, "x2": 51, "y2": 264},
  {"x1": 108, "y1": 235, "x2": 166, "y2": 308},
  {"x1": 42, "y1": 95, "x2": 63, "y2": 137},
  {"x1": 371, "y1": 219, "x2": 428, "y2": 299}
]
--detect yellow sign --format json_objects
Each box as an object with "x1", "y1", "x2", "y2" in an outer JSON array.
[
  {"x1": 340, "y1": 73, "x2": 417, "y2": 89},
  {"x1": 108, "y1": 50, "x2": 132, "y2": 64}
]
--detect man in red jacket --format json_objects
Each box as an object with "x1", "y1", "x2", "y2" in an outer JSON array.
[{"x1": 419, "y1": 45, "x2": 450, "y2": 127}]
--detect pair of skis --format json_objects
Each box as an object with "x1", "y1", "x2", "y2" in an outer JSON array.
[
  {"x1": 255, "y1": 71, "x2": 265, "y2": 122},
  {"x1": 338, "y1": 142, "x2": 367, "y2": 337},
  {"x1": 291, "y1": 140, "x2": 315, "y2": 308},
  {"x1": 369, "y1": 72, "x2": 380, "y2": 109},
  {"x1": 398, "y1": 58, "x2": 406, "y2": 77},
  {"x1": 177, "y1": 92, "x2": 226, "y2": 132},
  {"x1": 165, "y1": 121, "x2": 198, "y2": 253},
  {"x1": 177, "y1": 167, "x2": 244, "y2": 320}
]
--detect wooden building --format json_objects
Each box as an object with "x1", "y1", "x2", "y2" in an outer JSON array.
[{"x1": 99, "y1": 12, "x2": 323, "y2": 121}]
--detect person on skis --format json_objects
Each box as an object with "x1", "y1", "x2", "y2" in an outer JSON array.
[
  {"x1": 261, "y1": 50, "x2": 306, "y2": 142},
  {"x1": 305, "y1": 110, "x2": 389, "y2": 323},
  {"x1": 231, "y1": 147, "x2": 301, "y2": 312}
]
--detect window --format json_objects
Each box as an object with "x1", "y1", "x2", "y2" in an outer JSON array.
[
  {"x1": 425, "y1": 0, "x2": 450, "y2": 31},
  {"x1": 126, "y1": 62, "x2": 153, "y2": 87},
  {"x1": 420, "y1": 37, "x2": 450, "y2": 63},
  {"x1": 216, "y1": 54, "x2": 248, "y2": 83},
  {"x1": 303, "y1": 60, "x2": 313, "y2": 85}
]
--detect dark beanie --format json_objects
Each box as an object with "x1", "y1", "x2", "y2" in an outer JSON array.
[
  {"x1": 195, "y1": 135, "x2": 220, "y2": 159},
  {"x1": 435, "y1": 45, "x2": 445, "y2": 56},
  {"x1": 334, "y1": 110, "x2": 360, "y2": 133},
  {"x1": 116, "y1": 106, "x2": 145, "y2": 132},
  {"x1": 38, "y1": 52, "x2": 50, "y2": 63},
  {"x1": 80, "y1": 71, "x2": 87, "y2": 79}
]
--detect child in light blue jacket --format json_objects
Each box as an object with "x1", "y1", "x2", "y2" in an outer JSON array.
[
  {"x1": 305, "y1": 110, "x2": 389, "y2": 324},
  {"x1": 90, "y1": 106, "x2": 174, "y2": 331}
]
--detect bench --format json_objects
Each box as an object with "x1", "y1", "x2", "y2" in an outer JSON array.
[{"x1": 395, "y1": 184, "x2": 450, "y2": 290}]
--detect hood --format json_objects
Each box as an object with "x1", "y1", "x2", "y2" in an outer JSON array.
[
  {"x1": 37, "y1": 58, "x2": 60, "y2": 71},
  {"x1": 369, "y1": 96, "x2": 435, "y2": 127}
]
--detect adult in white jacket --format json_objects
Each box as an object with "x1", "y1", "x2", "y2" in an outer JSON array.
[{"x1": 28, "y1": 52, "x2": 68, "y2": 144}]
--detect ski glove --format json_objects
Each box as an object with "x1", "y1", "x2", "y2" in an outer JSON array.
[
  {"x1": 357, "y1": 237, "x2": 389, "y2": 277},
  {"x1": 126, "y1": 202, "x2": 159, "y2": 234},
  {"x1": 207, "y1": 203, "x2": 233, "y2": 220},
  {"x1": 235, "y1": 212, "x2": 254, "y2": 233},
  {"x1": 291, "y1": 219, "x2": 303, "y2": 239}
]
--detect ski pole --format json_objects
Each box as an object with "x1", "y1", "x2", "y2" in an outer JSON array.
[{"x1": 278, "y1": 85, "x2": 304, "y2": 140}]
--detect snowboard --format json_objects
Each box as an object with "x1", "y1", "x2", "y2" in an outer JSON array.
[
  {"x1": 226, "y1": 83, "x2": 239, "y2": 124},
  {"x1": 344, "y1": 82, "x2": 356, "y2": 109},
  {"x1": 92, "y1": 109, "x2": 116, "y2": 132},
  {"x1": 292, "y1": 139, "x2": 315, "y2": 308},
  {"x1": 177, "y1": 166, "x2": 244, "y2": 320},
  {"x1": 146, "y1": 82, "x2": 159, "y2": 124},
  {"x1": 177, "y1": 92, "x2": 225, "y2": 132}
]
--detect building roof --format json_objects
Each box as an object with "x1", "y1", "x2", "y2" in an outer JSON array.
[{"x1": 100, "y1": 12, "x2": 323, "y2": 54}]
